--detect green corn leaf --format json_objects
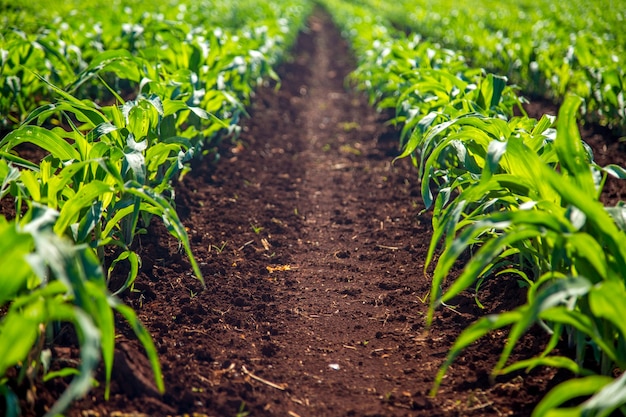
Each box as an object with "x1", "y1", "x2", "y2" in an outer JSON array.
[
  {"x1": 123, "y1": 138, "x2": 147, "y2": 185},
  {"x1": 96, "y1": 75, "x2": 125, "y2": 105},
  {"x1": 32, "y1": 39, "x2": 73, "y2": 73},
  {"x1": 0, "y1": 151, "x2": 39, "y2": 171},
  {"x1": 495, "y1": 267, "x2": 531, "y2": 286},
  {"x1": 498, "y1": 355, "x2": 591, "y2": 377},
  {"x1": 189, "y1": 105, "x2": 229, "y2": 127},
  {"x1": 0, "y1": 223, "x2": 34, "y2": 305},
  {"x1": 483, "y1": 138, "x2": 508, "y2": 180},
  {"x1": 435, "y1": 226, "x2": 541, "y2": 308},
  {"x1": 500, "y1": 137, "x2": 560, "y2": 202},
  {"x1": 430, "y1": 309, "x2": 523, "y2": 396},
  {"x1": 84, "y1": 281, "x2": 115, "y2": 400},
  {"x1": 73, "y1": 201, "x2": 104, "y2": 243},
  {"x1": 396, "y1": 114, "x2": 458, "y2": 164},
  {"x1": 494, "y1": 276, "x2": 592, "y2": 375},
  {"x1": 118, "y1": 196, "x2": 142, "y2": 246},
  {"x1": 123, "y1": 98, "x2": 160, "y2": 141},
  {"x1": 89, "y1": 141, "x2": 120, "y2": 162},
  {"x1": 42, "y1": 367, "x2": 80, "y2": 382},
  {"x1": 579, "y1": 371, "x2": 626, "y2": 417},
  {"x1": 89, "y1": 123, "x2": 119, "y2": 142},
  {"x1": 107, "y1": 250, "x2": 140, "y2": 296},
  {"x1": 70, "y1": 247, "x2": 115, "y2": 400},
  {"x1": 567, "y1": 233, "x2": 610, "y2": 283},
  {"x1": 539, "y1": 307, "x2": 618, "y2": 364},
  {"x1": 66, "y1": 49, "x2": 142, "y2": 92},
  {"x1": 109, "y1": 299, "x2": 165, "y2": 394},
  {"x1": 99, "y1": 158, "x2": 126, "y2": 188},
  {"x1": 478, "y1": 73, "x2": 507, "y2": 111},
  {"x1": 19, "y1": 170, "x2": 41, "y2": 201},
  {"x1": 532, "y1": 375, "x2": 614, "y2": 417},
  {"x1": 425, "y1": 196, "x2": 466, "y2": 274},
  {"x1": 555, "y1": 95, "x2": 596, "y2": 194},
  {"x1": 605, "y1": 203, "x2": 626, "y2": 231},
  {"x1": 601, "y1": 164, "x2": 626, "y2": 179},
  {"x1": 54, "y1": 181, "x2": 113, "y2": 236},
  {"x1": 23, "y1": 101, "x2": 109, "y2": 131},
  {"x1": 48, "y1": 160, "x2": 104, "y2": 210},
  {"x1": 455, "y1": 114, "x2": 512, "y2": 143},
  {"x1": 101, "y1": 202, "x2": 136, "y2": 241},
  {"x1": 0, "y1": 307, "x2": 41, "y2": 377},
  {"x1": 0, "y1": 126, "x2": 80, "y2": 161},
  {"x1": 29, "y1": 74, "x2": 107, "y2": 123},
  {"x1": 542, "y1": 167, "x2": 626, "y2": 272},
  {"x1": 530, "y1": 114, "x2": 556, "y2": 137},
  {"x1": 589, "y1": 282, "x2": 626, "y2": 358},
  {"x1": 18, "y1": 212, "x2": 110, "y2": 415},
  {"x1": 0, "y1": 280, "x2": 69, "y2": 376}
]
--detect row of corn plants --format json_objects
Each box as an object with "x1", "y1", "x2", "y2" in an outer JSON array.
[
  {"x1": 347, "y1": 0, "x2": 626, "y2": 134},
  {"x1": 1, "y1": 0, "x2": 307, "y2": 128},
  {"x1": 320, "y1": 0, "x2": 626, "y2": 415},
  {"x1": 0, "y1": 0, "x2": 313, "y2": 415}
]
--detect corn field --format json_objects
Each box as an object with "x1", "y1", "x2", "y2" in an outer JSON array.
[{"x1": 1, "y1": 0, "x2": 625, "y2": 415}]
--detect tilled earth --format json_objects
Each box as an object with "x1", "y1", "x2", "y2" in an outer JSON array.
[{"x1": 12, "y1": 8, "x2": 626, "y2": 417}]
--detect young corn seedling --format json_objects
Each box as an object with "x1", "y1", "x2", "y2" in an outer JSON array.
[{"x1": 0, "y1": 207, "x2": 163, "y2": 417}]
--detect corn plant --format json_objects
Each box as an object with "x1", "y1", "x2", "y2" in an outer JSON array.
[{"x1": 0, "y1": 207, "x2": 163, "y2": 417}]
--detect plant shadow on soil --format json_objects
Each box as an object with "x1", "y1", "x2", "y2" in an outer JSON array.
[{"x1": 11, "y1": 7, "x2": 626, "y2": 417}]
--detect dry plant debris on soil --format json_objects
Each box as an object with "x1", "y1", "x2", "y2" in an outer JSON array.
[{"x1": 18, "y1": 9, "x2": 626, "y2": 417}]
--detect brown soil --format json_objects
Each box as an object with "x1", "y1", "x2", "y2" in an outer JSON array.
[{"x1": 10, "y1": 8, "x2": 626, "y2": 417}]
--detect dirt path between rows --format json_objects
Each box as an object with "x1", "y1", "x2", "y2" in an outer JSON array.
[{"x1": 23, "y1": 7, "x2": 626, "y2": 417}]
